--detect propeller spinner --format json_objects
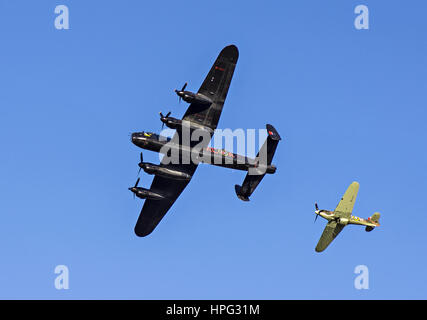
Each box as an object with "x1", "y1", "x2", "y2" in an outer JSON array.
[
  {"x1": 314, "y1": 203, "x2": 319, "y2": 223},
  {"x1": 159, "y1": 111, "x2": 171, "y2": 129},
  {"x1": 129, "y1": 177, "x2": 141, "y2": 199},
  {"x1": 138, "y1": 152, "x2": 144, "y2": 175},
  {"x1": 174, "y1": 82, "x2": 188, "y2": 103}
]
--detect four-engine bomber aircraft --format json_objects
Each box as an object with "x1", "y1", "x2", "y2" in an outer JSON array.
[
  {"x1": 314, "y1": 181, "x2": 381, "y2": 252},
  {"x1": 129, "y1": 45, "x2": 281, "y2": 237}
]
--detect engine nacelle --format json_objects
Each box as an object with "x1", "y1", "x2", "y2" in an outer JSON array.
[
  {"x1": 139, "y1": 162, "x2": 192, "y2": 181},
  {"x1": 178, "y1": 91, "x2": 213, "y2": 105},
  {"x1": 134, "y1": 188, "x2": 164, "y2": 200},
  {"x1": 161, "y1": 117, "x2": 213, "y2": 135}
]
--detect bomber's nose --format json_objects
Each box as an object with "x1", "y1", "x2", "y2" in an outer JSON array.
[{"x1": 131, "y1": 133, "x2": 137, "y2": 143}]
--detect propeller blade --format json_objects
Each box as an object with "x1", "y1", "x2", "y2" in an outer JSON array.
[
  {"x1": 136, "y1": 153, "x2": 143, "y2": 176},
  {"x1": 134, "y1": 177, "x2": 140, "y2": 188},
  {"x1": 315, "y1": 203, "x2": 319, "y2": 211},
  {"x1": 181, "y1": 82, "x2": 187, "y2": 91},
  {"x1": 314, "y1": 214, "x2": 319, "y2": 223},
  {"x1": 160, "y1": 112, "x2": 166, "y2": 129},
  {"x1": 166, "y1": 111, "x2": 171, "y2": 117}
]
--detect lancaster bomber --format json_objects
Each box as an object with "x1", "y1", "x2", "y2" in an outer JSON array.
[
  {"x1": 129, "y1": 45, "x2": 281, "y2": 237},
  {"x1": 314, "y1": 181, "x2": 381, "y2": 252}
]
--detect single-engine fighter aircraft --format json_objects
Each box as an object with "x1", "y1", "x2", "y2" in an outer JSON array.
[
  {"x1": 314, "y1": 181, "x2": 381, "y2": 252},
  {"x1": 129, "y1": 45, "x2": 281, "y2": 237}
]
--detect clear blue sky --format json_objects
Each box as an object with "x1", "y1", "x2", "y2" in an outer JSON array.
[{"x1": 0, "y1": 1, "x2": 426, "y2": 299}]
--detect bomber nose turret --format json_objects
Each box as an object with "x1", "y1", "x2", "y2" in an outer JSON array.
[{"x1": 131, "y1": 133, "x2": 138, "y2": 144}]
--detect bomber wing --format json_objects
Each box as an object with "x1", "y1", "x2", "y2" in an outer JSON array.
[
  {"x1": 134, "y1": 163, "x2": 197, "y2": 237},
  {"x1": 182, "y1": 45, "x2": 239, "y2": 132}
]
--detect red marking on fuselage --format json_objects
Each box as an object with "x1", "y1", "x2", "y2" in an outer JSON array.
[
  {"x1": 215, "y1": 66, "x2": 225, "y2": 71},
  {"x1": 206, "y1": 146, "x2": 236, "y2": 159}
]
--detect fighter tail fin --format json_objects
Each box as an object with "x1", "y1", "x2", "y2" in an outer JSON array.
[
  {"x1": 365, "y1": 212, "x2": 381, "y2": 232},
  {"x1": 369, "y1": 212, "x2": 381, "y2": 225}
]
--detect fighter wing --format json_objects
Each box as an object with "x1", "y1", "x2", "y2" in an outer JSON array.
[
  {"x1": 182, "y1": 45, "x2": 239, "y2": 130},
  {"x1": 334, "y1": 181, "x2": 360, "y2": 219},
  {"x1": 134, "y1": 163, "x2": 197, "y2": 237},
  {"x1": 315, "y1": 220, "x2": 346, "y2": 252}
]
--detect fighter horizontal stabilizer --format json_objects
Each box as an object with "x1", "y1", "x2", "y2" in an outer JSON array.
[
  {"x1": 235, "y1": 124, "x2": 281, "y2": 201},
  {"x1": 365, "y1": 212, "x2": 381, "y2": 232},
  {"x1": 370, "y1": 212, "x2": 381, "y2": 224}
]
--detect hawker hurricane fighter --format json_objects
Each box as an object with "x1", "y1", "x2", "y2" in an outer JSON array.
[
  {"x1": 129, "y1": 45, "x2": 281, "y2": 237},
  {"x1": 314, "y1": 181, "x2": 381, "y2": 252}
]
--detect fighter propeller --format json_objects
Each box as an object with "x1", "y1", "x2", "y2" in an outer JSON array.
[{"x1": 314, "y1": 203, "x2": 320, "y2": 223}]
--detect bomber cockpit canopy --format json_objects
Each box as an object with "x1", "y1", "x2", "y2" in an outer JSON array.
[{"x1": 133, "y1": 131, "x2": 171, "y2": 142}]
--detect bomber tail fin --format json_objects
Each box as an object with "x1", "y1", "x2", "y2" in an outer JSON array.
[
  {"x1": 234, "y1": 124, "x2": 281, "y2": 201},
  {"x1": 256, "y1": 124, "x2": 281, "y2": 166}
]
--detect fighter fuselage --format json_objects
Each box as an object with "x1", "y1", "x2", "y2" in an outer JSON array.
[{"x1": 315, "y1": 209, "x2": 378, "y2": 227}]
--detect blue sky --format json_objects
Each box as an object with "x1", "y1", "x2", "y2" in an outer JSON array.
[{"x1": 0, "y1": 1, "x2": 426, "y2": 299}]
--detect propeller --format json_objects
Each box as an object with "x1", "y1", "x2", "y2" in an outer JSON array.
[
  {"x1": 159, "y1": 111, "x2": 171, "y2": 129},
  {"x1": 129, "y1": 177, "x2": 140, "y2": 199},
  {"x1": 175, "y1": 82, "x2": 187, "y2": 103},
  {"x1": 138, "y1": 152, "x2": 144, "y2": 175},
  {"x1": 314, "y1": 203, "x2": 319, "y2": 223}
]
